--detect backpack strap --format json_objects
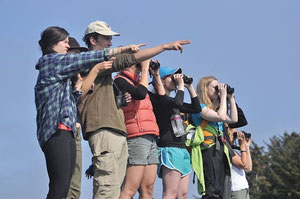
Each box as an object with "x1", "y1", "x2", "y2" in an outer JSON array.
[
  {"x1": 200, "y1": 120, "x2": 208, "y2": 129},
  {"x1": 200, "y1": 120, "x2": 216, "y2": 148},
  {"x1": 120, "y1": 72, "x2": 139, "y2": 86}
]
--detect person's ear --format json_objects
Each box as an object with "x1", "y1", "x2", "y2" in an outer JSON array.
[{"x1": 90, "y1": 36, "x2": 96, "y2": 46}]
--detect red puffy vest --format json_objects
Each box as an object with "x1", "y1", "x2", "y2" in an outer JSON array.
[{"x1": 115, "y1": 72, "x2": 159, "y2": 138}]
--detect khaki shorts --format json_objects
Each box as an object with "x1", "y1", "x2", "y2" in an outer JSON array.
[{"x1": 127, "y1": 134, "x2": 159, "y2": 166}]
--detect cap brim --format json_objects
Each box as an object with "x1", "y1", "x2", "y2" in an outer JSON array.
[
  {"x1": 100, "y1": 30, "x2": 120, "y2": 36},
  {"x1": 169, "y1": 67, "x2": 182, "y2": 75},
  {"x1": 174, "y1": 68, "x2": 182, "y2": 74}
]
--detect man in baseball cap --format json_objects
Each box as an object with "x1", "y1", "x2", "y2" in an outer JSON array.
[
  {"x1": 85, "y1": 20, "x2": 120, "y2": 36},
  {"x1": 83, "y1": 20, "x2": 120, "y2": 50},
  {"x1": 81, "y1": 20, "x2": 130, "y2": 199}
]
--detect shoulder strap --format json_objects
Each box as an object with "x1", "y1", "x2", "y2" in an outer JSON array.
[
  {"x1": 200, "y1": 120, "x2": 208, "y2": 129},
  {"x1": 114, "y1": 72, "x2": 136, "y2": 91},
  {"x1": 120, "y1": 72, "x2": 139, "y2": 85},
  {"x1": 200, "y1": 119, "x2": 220, "y2": 149}
]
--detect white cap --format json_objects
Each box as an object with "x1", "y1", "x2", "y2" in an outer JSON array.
[{"x1": 85, "y1": 21, "x2": 120, "y2": 36}]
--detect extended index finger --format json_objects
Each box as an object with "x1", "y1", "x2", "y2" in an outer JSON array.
[
  {"x1": 137, "y1": 43, "x2": 146, "y2": 48},
  {"x1": 179, "y1": 40, "x2": 192, "y2": 45}
]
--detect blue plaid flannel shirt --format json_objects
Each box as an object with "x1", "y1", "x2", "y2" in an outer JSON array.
[{"x1": 35, "y1": 49, "x2": 110, "y2": 147}]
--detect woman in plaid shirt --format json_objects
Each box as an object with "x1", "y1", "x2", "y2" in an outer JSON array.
[{"x1": 35, "y1": 26, "x2": 138, "y2": 199}]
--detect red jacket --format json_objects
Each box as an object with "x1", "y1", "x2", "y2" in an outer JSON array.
[{"x1": 115, "y1": 72, "x2": 159, "y2": 138}]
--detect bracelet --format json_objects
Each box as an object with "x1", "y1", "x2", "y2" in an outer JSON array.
[
  {"x1": 240, "y1": 150, "x2": 247, "y2": 153},
  {"x1": 112, "y1": 48, "x2": 115, "y2": 57}
]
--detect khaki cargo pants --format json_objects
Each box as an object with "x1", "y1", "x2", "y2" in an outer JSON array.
[{"x1": 89, "y1": 129, "x2": 128, "y2": 199}]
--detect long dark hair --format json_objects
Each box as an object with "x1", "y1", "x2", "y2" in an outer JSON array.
[{"x1": 39, "y1": 26, "x2": 69, "y2": 55}]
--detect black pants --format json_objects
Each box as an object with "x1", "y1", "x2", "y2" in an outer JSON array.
[
  {"x1": 202, "y1": 144, "x2": 229, "y2": 199},
  {"x1": 42, "y1": 129, "x2": 76, "y2": 199}
]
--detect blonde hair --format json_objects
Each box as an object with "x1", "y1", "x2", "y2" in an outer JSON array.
[{"x1": 196, "y1": 76, "x2": 218, "y2": 110}]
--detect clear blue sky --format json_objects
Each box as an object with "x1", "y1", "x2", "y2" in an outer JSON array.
[{"x1": 1, "y1": 0, "x2": 299, "y2": 198}]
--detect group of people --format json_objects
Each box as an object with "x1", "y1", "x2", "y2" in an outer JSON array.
[{"x1": 34, "y1": 20, "x2": 252, "y2": 199}]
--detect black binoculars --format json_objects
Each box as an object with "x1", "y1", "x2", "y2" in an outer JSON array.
[
  {"x1": 215, "y1": 84, "x2": 234, "y2": 94},
  {"x1": 233, "y1": 131, "x2": 251, "y2": 139}
]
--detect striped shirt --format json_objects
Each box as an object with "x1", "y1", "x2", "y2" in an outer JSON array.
[{"x1": 34, "y1": 49, "x2": 110, "y2": 147}]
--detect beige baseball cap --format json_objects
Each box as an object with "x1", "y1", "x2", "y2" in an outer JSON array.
[{"x1": 85, "y1": 21, "x2": 120, "y2": 36}]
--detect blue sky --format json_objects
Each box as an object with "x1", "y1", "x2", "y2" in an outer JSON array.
[{"x1": 1, "y1": 0, "x2": 299, "y2": 198}]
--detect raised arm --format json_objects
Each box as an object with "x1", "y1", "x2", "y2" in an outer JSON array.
[
  {"x1": 200, "y1": 86, "x2": 228, "y2": 122},
  {"x1": 109, "y1": 40, "x2": 191, "y2": 62},
  {"x1": 108, "y1": 44, "x2": 146, "y2": 57},
  {"x1": 150, "y1": 66, "x2": 165, "y2": 96},
  {"x1": 216, "y1": 84, "x2": 228, "y2": 121},
  {"x1": 185, "y1": 82, "x2": 197, "y2": 98},
  {"x1": 201, "y1": 84, "x2": 237, "y2": 123},
  {"x1": 173, "y1": 74, "x2": 185, "y2": 107},
  {"x1": 178, "y1": 82, "x2": 201, "y2": 113},
  {"x1": 80, "y1": 57, "x2": 114, "y2": 98},
  {"x1": 139, "y1": 60, "x2": 151, "y2": 90},
  {"x1": 174, "y1": 74, "x2": 185, "y2": 92},
  {"x1": 232, "y1": 132, "x2": 252, "y2": 171},
  {"x1": 224, "y1": 94, "x2": 238, "y2": 123},
  {"x1": 95, "y1": 40, "x2": 190, "y2": 77},
  {"x1": 244, "y1": 135, "x2": 252, "y2": 171},
  {"x1": 133, "y1": 40, "x2": 191, "y2": 63}
]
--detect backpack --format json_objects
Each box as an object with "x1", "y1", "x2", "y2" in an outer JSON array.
[{"x1": 185, "y1": 118, "x2": 234, "y2": 196}]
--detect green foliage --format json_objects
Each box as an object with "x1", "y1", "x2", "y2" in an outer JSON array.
[
  {"x1": 248, "y1": 132, "x2": 300, "y2": 199},
  {"x1": 248, "y1": 141, "x2": 270, "y2": 198},
  {"x1": 264, "y1": 132, "x2": 300, "y2": 198}
]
